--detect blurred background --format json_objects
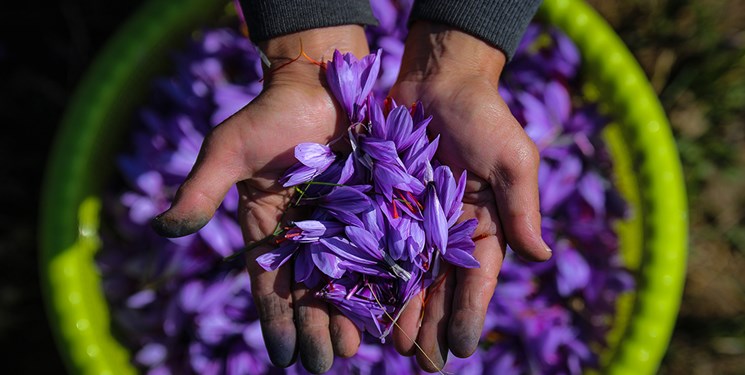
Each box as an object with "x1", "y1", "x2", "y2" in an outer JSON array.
[{"x1": 1, "y1": 0, "x2": 743, "y2": 373}]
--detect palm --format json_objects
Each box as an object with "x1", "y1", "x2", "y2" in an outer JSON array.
[
  {"x1": 152, "y1": 25, "x2": 375, "y2": 373},
  {"x1": 389, "y1": 77, "x2": 549, "y2": 371},
  {"x1": 226, "y1": 81, "x2": 366, "y2": 371},
  {"x1": 228, "y1": 81, "x2": 345, "y2": 242},
  {"x1": 155, "y1": 76, "x2": 362, "y2": 372}
]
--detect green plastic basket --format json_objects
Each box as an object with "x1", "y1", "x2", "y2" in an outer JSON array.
[{"x1": 40, "y1": 0, "x2": 688, "y2": 374}]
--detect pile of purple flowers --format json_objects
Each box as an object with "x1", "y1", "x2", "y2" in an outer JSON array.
[
  {"x1": 99, "y1": 1, "x2": 632, "y2": 374},
  {"x1": 255, "y1": 49, "x2": 479, "y2": 339}
]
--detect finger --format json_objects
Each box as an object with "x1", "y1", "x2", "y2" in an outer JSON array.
[
  {"x1": 393, "y1": 291, "x2": 424, "y2": 356},
  {"x1": 491, "y1": 136, "x2": 552, "y2": 261},
  {"x1": 152, "y1": 124, "x2": 249, "y2": 237},
  {"x1": 448, "y1": 202, "x2": 504, "y2": 357},
  {"x1": 329, "y1": 306, "x2": 361, "y2": 358},
  {"x1": 245, "y1": 245, "x2": 297, "y2": 367},
  {"x1": 293, "y1": 283, "x2": 334, "y2": 374},
  {"x1": 415, "y1": 266, "x2": 455, "y2": 373}
]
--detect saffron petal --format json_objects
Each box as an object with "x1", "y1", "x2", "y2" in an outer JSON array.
[
  {"x1": 423, "y1": 184, "x2": 449, "y2": 254},
  {"x1": 255, "y1": 242, "x2": 298, "y2": 271}
]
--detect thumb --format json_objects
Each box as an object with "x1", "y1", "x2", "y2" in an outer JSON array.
[{"x1": 152, "y1": 125, "x2": 249, "y2": 237}]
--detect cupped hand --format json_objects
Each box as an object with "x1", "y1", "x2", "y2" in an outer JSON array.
[
  {"x1": 152, "y1": 26, "x2": 369, "y2": 374},
  {"x1": 389, "y1": 22, "x2": 552, "y2": 372}
]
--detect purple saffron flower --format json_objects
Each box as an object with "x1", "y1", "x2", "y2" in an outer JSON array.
[
  {"x1": 577, "y1": 170, "x2": 606, "y2": 217},
  {"x1": 255, "y1": 241, "x2": 297, "y2": 271},
  {"x1": 444, "y1": 218, "x2": 480, "y2": 268},
  {"x1": 199, "y1": 211, "x2": 243, "y2": 257},
  {"x1": 344, "y1": 225, "x2": 412, "y2": 280},
  {"x1": 386, "y1": 215, "x2": 425, "y2": 262},
  {"x1": 316, "y1": 275, "x2": 390, "y2": 338},
  {"x1": 370, "y1": 103, "x2": 428, "y2": 152},
  {"x1": 517, "y1": 81, "x2": 570, "y2": 151},
  {"x1": 255, "y1": 219, "x2": 347, "y2": 280},
  {"x1": 309, "y1": 242, "x2": 346, "y2": 279},
  {"x1": 433, "y1": 166, "x2": 467, "y2": 226},
  {"x1": 402, "y1": 134, "x2": 439, "y2": 183},
  {"x1": 281, "y1": 142, "x2": 336, "y2": 187},
  {"x1": 325, "y1": 49, "x2": 381, "y2": 122},
  {"x1": 539, "y1": 148, "x2": 583, "y2": 214},
  {"x1": 316, "y1": 186, "x2": 373, "y2": 227},
  {"x1": 555, "y1": 244, "x2": 591, "y2": 297},
  {"x1": 135, "y1": 342, "x2": 167, "y2": 367},
  {"x1": 286, "y1": 220, "x2": 345, "y2": 242},
  {"x1": 319, "y1": 236, "x2": 393, "y2": 279},
  {"x1": 423, "y1": 183, "x2": 449, "y2": 254}
]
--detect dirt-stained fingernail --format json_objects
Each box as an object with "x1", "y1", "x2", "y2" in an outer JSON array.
[{"x1": 150, "y1": 212, "x2": 209, "y2": 238}]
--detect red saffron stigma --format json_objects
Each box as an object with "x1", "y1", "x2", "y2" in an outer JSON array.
[
  {"x1": 263, "y1": 39, "x2": 325, "y2": 82},
  {"x1": 232, "y1": 0, "x2": 250, "y2": 38},
  {"x1": 420, "y1": 277, "x2": 426, "y2": 305},
  {"x1": 397, "y1": 191, "x2": 415, "y2": 211},
  {"x1": 300, "y1": 50, "x2": 325, "y2": 68},
  {"x1": 473, "y1": 233, "x2": 489, "y2": 241},
  {"x1": 383, "y1": 96, "x2": 392, "y2": 115}
]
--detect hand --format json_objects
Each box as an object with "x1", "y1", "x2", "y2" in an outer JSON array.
[
  {"x1": 389, "y1": 22, "x2": 552, "y2": 371},
  {"x1": 152, "y1": 26, "x2": 370, "y2": 373}
]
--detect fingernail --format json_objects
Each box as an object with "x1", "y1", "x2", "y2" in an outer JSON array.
[
  {"x1": 150, "y1": 212, "x2": 209, "y2": 238},
  {"x1": 542, "y1": 239, "x2": 553, "y2": 253}
]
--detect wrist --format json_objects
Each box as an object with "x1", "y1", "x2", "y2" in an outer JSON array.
[
  {"x1": 258, "y1": 25, "x2": 370, "y2": 86},
  {"x1": 397, "y1": 21, "x2": 506, "y2": 87}
]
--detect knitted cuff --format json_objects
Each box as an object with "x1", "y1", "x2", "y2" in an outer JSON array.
[
  {"x1": 409, "y1": 0, "x2": 542, "y2": 60},
  {"x1": 239, "y1": 0, "x2": 379, "y2": 44}
]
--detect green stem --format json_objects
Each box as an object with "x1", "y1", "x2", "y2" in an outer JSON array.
[
  {"x1": 293, "y1": 180, "x2": 347, "y2": 205},
  {"x1": 222, "y1": 233, "x2": 275, "y2": 262},
  {"x1": 222, "y1": 216, "x2": 286, "y2": 262}
]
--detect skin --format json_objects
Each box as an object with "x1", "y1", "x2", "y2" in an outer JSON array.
[
  {"x1": 390, "y1": 22, "x2": 552, "y2": 371},
  {"x1": 153, "y1": 25, "x2": 367, "y2": 374},
  {"x1": 152, "y1": 21, "x2": 551, "y2": 374}
]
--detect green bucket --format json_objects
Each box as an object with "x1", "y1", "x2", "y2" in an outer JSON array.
[{"x1": 40, "y1": 0, "x2": 688, "y2": 374}]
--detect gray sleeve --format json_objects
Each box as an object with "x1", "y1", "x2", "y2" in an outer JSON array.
[
  {"x1": 239, "y1": 0, "x2": 379, "y2": 44},
  {"x1": 409, "y1": 0, "x2": 542, "y2": 60}
]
